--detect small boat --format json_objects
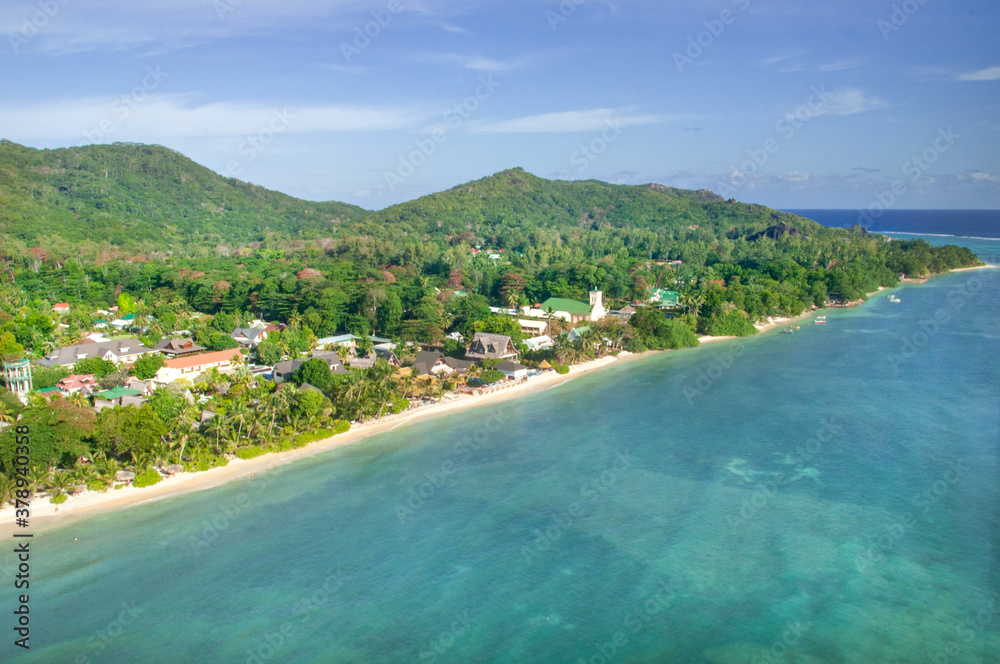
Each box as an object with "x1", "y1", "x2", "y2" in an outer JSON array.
[
  {"x1": 889, "y1": 296, "x2": 901, "y2": 303},
  {"x1": 781, "y1": 329, "x2": 794, "y2": 335},
  {"x1": 790, "y1": 325, "x2": 801, "y2": 330},
  {"x1": 814, "y1": 320, "x2": 826, "y2": 325}
]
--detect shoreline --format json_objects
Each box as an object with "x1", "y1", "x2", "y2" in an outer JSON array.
[
  {"x1": 4, "y1": 263, "x2": 995, "y2": 537},
  {"x1": 0, "y1": 353, "x2": 637, "y2": 537}
]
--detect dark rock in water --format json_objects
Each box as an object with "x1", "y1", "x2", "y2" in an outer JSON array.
[{"x1": 747, "y1": 222, "x2": 805, "y2": 241}]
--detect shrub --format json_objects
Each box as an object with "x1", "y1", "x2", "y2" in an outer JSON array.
[
  {"x1": 389, "y1": 396, "x2": 409, "y2": 414},
  {"x1": 702, "y1": 311, "x2": 757, "y2": 337},
  {"x1": 553, "y1": 363, "x2": 570, "y2": 375},
  {"x1": 87, "y1": 479, "x2": 109, "y2": 492},
  {"x1": 133, "y1": 468, "x2": 163, "y2": 488},
  {"x1": 479, "y1": 369, "x2": 505, "y2": 384},
  {"x1": 236, "y1": 446, "x2": 267, "y2": 460},
  {"x1": 50, "y1": 493, "x2": 68, "y2": 505}
]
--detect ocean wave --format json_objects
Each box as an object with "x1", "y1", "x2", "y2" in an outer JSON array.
[{"x1": 884, "y1": 231, "x2": 1000, "y2": 241}]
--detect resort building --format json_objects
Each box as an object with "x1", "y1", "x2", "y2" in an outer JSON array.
[
  {"x1": 465, "y1": 332, "x2": 518, "y2": 361},
  {"x1": 153, "y1": 349, "x2": 243, "y2": 383},
  {"x1": 154, "y1": 338, "x2": 206, "y2": 357},
  {"x1": 411, "y1": 351, "x2": 474, "y2": 377},
  {"x1": 524, "y1": 290, "x2": 607, "y2": 324},
  {"x1": 496, "y1": 360, "x2": 530, "y2": 380},
  {"x1": 3, "y1": 360, "x2": 33, "y2": 404},
  {"x1": 38, "y1": 339, "x2": 152, "y2": 368}
]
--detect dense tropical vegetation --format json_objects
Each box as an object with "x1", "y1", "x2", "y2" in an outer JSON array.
[{"x1": 0, "y1": 140, "x2": 982, "y2": 506}]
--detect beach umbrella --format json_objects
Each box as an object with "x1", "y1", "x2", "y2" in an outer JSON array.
[
  {"x1": 538, "y1": 360, "x2": 552, "y2": 369},
  {"x1": 165, "y1": 464, "x2": 184, "y2": 475},
  {"x1": 115, "y1": 470, "x2": 135, "y2": 482}
]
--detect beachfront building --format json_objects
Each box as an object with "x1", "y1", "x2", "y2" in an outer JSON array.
[
  {"x1": 496, "y1": 360, "x2": 529, "y2": 380},
  {"x1": 523, "y1": 290, "x2": 607, "y2": 324},
  {"x1": 465, "y1": 332, "x2": 518, "y2": 361},
  {"x1": 38, "y1": 339, "x2": 152, "y2": 368},
  {"x1": 410, "y1": 351, "x2": 474, "y2": 377},
  {"x1": 154, "y1": 338, "x2": 206, "y2": 357},
  {"x1": 153, "y1": 349, "x2": 243, "y2": 383}
]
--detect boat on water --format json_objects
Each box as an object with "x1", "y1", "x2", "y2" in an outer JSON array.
[
  {"x1": 781, "y1": 329, "x2": 794, "y2": 335},
  {"x1": 814, "y1": 320, "x2": 826, "y2": 325},
  {"x1": 888, "y1": 295, "x2": 901, "y2": 303}
]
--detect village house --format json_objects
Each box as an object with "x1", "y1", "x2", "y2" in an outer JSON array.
[
  {"x1": 38, "y1": 338, "x2": 152, "y2": 368},
  {"x1": 153, "y1": 338, "x2": 206, "y2": 357},
  {"x1": 52, "y1": 302, "x2": 70, "y2": 313},
  {"x1": 153, "y1": 349, "x2": 243, "y2": 383},
  {"x1": 518, "y1": 319, "x2": 547, "y2": 336},
  {"x1": 524, "y1": 335, "x2": 554, "y2": 351},
  {"x1": 56, "y1": 374, "x2": 97, "y2": 397},
  {"x1": 272, "y1": 351, "x2": 348, "y2": 384},
  {"x1": 231, "y1": 326, "x2": 268, "y2": 348},
  {"x1": 465, "y1": 332, "x2": 518, "y2": 361}
]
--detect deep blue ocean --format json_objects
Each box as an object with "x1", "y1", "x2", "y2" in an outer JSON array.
[{"x1": 5, "y1": 213, "x2": 999, "y2": 663}]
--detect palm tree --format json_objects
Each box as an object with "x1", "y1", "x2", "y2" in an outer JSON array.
[
  {"x1": 0, "y1": 475, "x2": 14, "y2": 507},
  {"x1": 48, "y1": 471, "x2": 75, "y2": 500},
  {"x1": 0, "y1": 401, "x2": 17, "y2": 423},
  {"x1": 27, "y1": 467, "x2": 52, "y2": 497}
]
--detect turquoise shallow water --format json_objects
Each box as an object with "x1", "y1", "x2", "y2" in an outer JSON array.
[{"x1": 7, "y1": 236, "x2": 1000, "y2": 664}]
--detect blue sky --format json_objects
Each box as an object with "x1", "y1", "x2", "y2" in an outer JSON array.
[{"x1": 1, "y1": 0, "x2": 998, "y2": 211}]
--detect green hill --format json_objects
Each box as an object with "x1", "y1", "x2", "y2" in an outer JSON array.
[{"x1": 0, "y1": 140, "x2": 367, "y2": 250}]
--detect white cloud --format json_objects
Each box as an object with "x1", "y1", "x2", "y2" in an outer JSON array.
[
  {"x1": 957, "y1": 66, "x2": 1000, "y2": 81},
  {"x1": 965, "y1": 171, "x2": 1000, "y2": 184},
  {"x1": 810, "y1": 87, "x2": 887, "y2": 116},
  {"x1": 469, "y1": 109, "x2": 675, "y2": 133},
  {"x1": 413, "y1": 52, "x2": 530, "y2": 72},
  {"x1": 0, "y1": 95, "x2": 429, "y2": 142}
]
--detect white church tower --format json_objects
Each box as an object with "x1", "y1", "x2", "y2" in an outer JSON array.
[{"x1": 588, "y1": 290, "x2": 606, "y2": 322}]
